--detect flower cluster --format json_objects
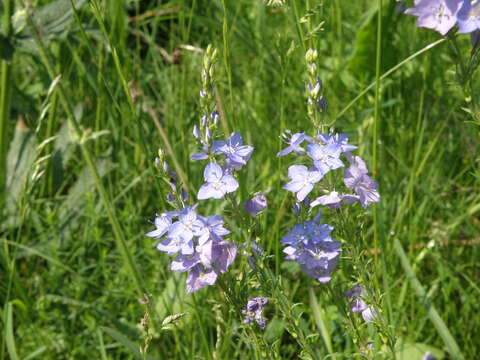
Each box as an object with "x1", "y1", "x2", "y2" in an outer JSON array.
[
  {"x1": 280, "y1": 130, "x2": 380, "y2": 209},
  {"x1": 281, "y1": 213, "x2": 341, "y2": 282},
  {"x1": 146, "y1": 205, "x2": 236, "y2": 293},
  {"x1": 404, "y1": 0, "x2": 480, "y2": 35},
  {"x1": 145, "y1": 45, "x2": 258, "y2": 295},
  {"x1": 278, "y1": 48, "x2": 381, "y2": 285},
  {"x1": 242, "y1": 297, "x2": 269, "y2": 328}
]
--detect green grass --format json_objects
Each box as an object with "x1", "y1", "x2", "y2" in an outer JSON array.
[{"x1": 1, "y1": 0, "x2": 479, "y2": 359}]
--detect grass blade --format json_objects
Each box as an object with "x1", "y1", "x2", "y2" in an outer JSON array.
[{"x1": 5, "y1": 302, "x2": 19, "y2": 360}]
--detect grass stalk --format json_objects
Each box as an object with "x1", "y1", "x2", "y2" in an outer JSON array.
[
  {"x1": 373, "y1": 0, "x2": 382, "y2": 271},
  {"x1": 0, "y1": 0, "x2": 14, "y2": 208}
]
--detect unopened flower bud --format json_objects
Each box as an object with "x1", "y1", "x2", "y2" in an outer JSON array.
[
  {"x1": 317, "y1": 96, "x2": 328, "y2": 113},
  {"x1": 181, "y1": 188, "x2": 188, "y2": 202},
  {"x1": 211, "y1": 111, "x2": 219, "y2": 125},
  {"x1": 193, "y1": 125, "x2": 200, "y2": 139},
  {"x1": 158, "y1": 148, "x2": 165, "y2": 160},
  {"x1": 305, "y1": 48, "x2": 318, "y2": 63},
  {"x1": 244, "y1": 193, "x2": 267, "y2": 216}
]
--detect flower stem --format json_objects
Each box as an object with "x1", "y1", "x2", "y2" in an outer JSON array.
[{"x1": 0, "y1": 0, "x2": 14, "y2": 210}]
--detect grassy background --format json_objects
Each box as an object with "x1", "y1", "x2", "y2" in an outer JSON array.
[{"x1": 1, "y1": 0, "x2": 479, "y2": 358}]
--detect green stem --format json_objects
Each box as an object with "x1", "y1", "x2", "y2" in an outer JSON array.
[
  {"x1": 20, "y1": 0, "x2": 146, "y2": 295},
  {"x1": 42, "y1": 91, "x2": 59, "y2": 197},
  {"x1": 0, "y1": 0, "x2": 14, "y2": 209},
  {"x1": 373, "y1": 0, "x2": 382, "y2": 270}
]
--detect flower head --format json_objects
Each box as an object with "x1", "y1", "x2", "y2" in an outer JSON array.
[
  {"x1": 186, "y1": 265, "x2": 218, "y2": 294},
  {"x1": 212, "y1": 132, "x2": 253, "y2": 169},
  {"x1": 317, "y1": 132, "x2": 357, "y2": 153},
  {"x1": 283, "y1": 165, "x2": 323, "y2": 201},
  {"x1": 457, "y1": 0, "x2": 480, "y2": 33},
  {"x1": 405, "y1": 0, "x2": 463, "y2": 35},
  {"x1": 277, "y1": 132, "x2": 311, "y2": 157},
  {"x1": 145, "y1": 212, "x2": 175, "y2": 238},
  {"x1": 343, "y1": 155, "x2": 380, "y2": 208},
  {"x1": 242, "y1": 297, "x2": 269, "y2": 328},
  {"x1": 198, "y1": 163, "x2": 239, "y2": 200},
  {"x1": 307, "y1": 143, "x2": 344, "y2": 175},
  {"x1": 244, "y1": 193, "x2": 268, "y2": 216}
]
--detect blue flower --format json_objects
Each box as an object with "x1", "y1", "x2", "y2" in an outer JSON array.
[
  {"x1": 198, "y1": 163, "x2": 239, "y2": 200},
  {"x1": 457, "y1": 0, "x2": 480, "y2": 33},
  {"x1": 242, "y1": 297, "x2": 269, "y2": 328},
  {"x1": 168, "y1": 206, "x2": 205, "y2": 241},
  {"x1": 281, "y1": 215, "x2": 341, "y2": 283},
  {"x1": 145, "y1": 212, "x2": 176, "y2": 238},
  {"x1": 307, "y1": 143, "x2": 344, "y2": 175},
  {"x1": 212, "y1": 132, "x2": 253, "y2": 168},
  {"x1": 404, "y1": 0, "x2": 463, "y2": 35},
  {"x1": 317, "y1": 132, "x2": 357, "y2": 153},
  {"x1": 244, "y1": 193, "x2": 267, "y2": 216},
  {"x1": 156, "y1": 227, "x2": 194, "y2": 255},
  {"x1": 283, "y1": 165, "x2": 323, "y2": 201},
  {"x1": 343, "y1": 155, "x2": 380, "y2": 208},
  {"x1": 186, "y1": 265, "x2": 218, "y2": 294},
  {"x1": 277, "y1": 132, "x2": 311, "y2": 157},
  {"x1": 197, "y1": 215, "x2": 230, "y2": 244}
]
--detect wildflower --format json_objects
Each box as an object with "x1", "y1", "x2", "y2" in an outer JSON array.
[
  {"x1": 147, "y1": 203, "x2": 236, "y2": 293},
  {"x1": 169, "y1": 206, "x2": 205, "y2": 242},
  {"x1": 244, "y1": 193, "x2": 267, "y2": 216},
  {"x1": 191, "y1": 143, "x2": 209, "y2": 161},
  {"x1": 156, "y1": 227, "x2": 194, "y2": 255},
  {"x1": 277, "y1": 132, "x2": 311, "y2": 157},
  {"x1": 307, "y1": 143, "x2": 344, "y2": 175},
  {"x1": 145, "y1": 212, "x2": 175, "y2": 238},
  {"x1": 345, "y1": 285, "x2": 377, "y2": 323},
  {"x1": 281, "y1": 221, "x2": 333, "y2": 246},
  {"x1": 343, "y1": 155, "x2": 380, "y2": 208},
  {"x1": 170, "y1": 253, "x2": 201, "y2": 272},
  {"x1": 198, "y1": 162, "x2": 239, "y2": 200},
  {"x1": 310, "y1": 191, "x2": 342, "y2": 208},
  {"x1": 457, "y1": 0, "x2": 480, "y2": 33},
  {"x1": 404, "y1": 0, "x2": 463, "y2": 35},
  {"x1": 242, "y1": 297, "x2": 269, "y2": 328},
  {"x1": 282, "y1": 215, "x2": 340, "y2": 283},
  {"x1": 212, "y1": 132, "x2": 254, "y2": 168},
  {"x1": 283, "y1": 165, "x2": 323, "y2": 201},
  {"x1": 317, "y1": 132, "x2": 357, "y2": 153},
  {"x1": 186, "y1": 265, "x2": 218, "y2": 293},
  {"x1": 197, "y1": 215, "x2": 230, "y2": 244}
]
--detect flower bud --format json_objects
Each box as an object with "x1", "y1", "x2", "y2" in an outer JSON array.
[
  {"x1": 244, "y1": 193, "x2": 267, "y2": 216},
  {"x1": 305, "y1": 48, "x2": 318, "y2": 63},
  {"x1": 193, "y1": 125, "x2": 200, "y2": 139},
  {"x1": 211, "y1": 111, "x2": 219, "y2": 125}
]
